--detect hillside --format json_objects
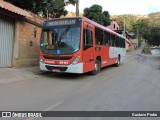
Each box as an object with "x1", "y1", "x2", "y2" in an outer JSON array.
[
  {"x1": 148, "y1": 12, "x2": 160, "y2": 25},
  {"x1": 148, "y1": 12, "x2": 160, "y2": 18}
]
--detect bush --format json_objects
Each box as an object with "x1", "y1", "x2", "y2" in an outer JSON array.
[{"x1": 142, "y1": 43, "x2": 151, "y2": 54}]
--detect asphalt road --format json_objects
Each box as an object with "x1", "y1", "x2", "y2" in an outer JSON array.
[{"x1": 0, "y1": 48, "x2": 160, "y2": 120}]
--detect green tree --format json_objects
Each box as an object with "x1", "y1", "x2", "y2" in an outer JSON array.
[
  {"x1": 133, "y1": 18, "x2": 160, "y2": 45},
  {"x1": 133, "y1": 19, "x2": 150, "y2": 39},
  {"x1": 83, "y1": 4, "x2": 111, "y2": 26},
  {"x1": 5, "y1": 0, "x2": 74, "y2": 18},
  {"x1": 147, "y1": 26, "x2": 160, "y2": 45},
  {"x1": 46, "y1": 0, "x2": 67, "y2": 18}
]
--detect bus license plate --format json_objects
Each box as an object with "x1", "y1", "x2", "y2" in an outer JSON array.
[{"x1": 52, "y1": 69, "x2": 60, "y2": 72}]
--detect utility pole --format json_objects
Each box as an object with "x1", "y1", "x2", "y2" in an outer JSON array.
[
  {"x1": 64, "y1": 0, "x2": 79, "y2": 17},
  {"x1": 123, "y1": 18, "x2": 126, "y2": 37},
  {"x1": 75, "y1": 0, "x2": 79, "y2": 16},
  {"x1": 137, "y1": 30, "x2": 139, "y2": 39},
  {"x1": 43, "y1": 0, "x2": 50, "y2": 19},
  {"x1": 47, "y1": 9, "x2": 49, "y2": 19}
]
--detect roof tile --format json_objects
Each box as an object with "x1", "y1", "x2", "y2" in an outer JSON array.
[{"x1": 0, "y1": 0, "x2": 32, "y2": 18}]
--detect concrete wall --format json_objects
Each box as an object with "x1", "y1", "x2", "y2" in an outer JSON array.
[{"x1": 150, "y1": 48, "x2": 160, "y2": 55}]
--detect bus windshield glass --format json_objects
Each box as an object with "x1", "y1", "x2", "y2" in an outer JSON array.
[{"x1": 41, "y1": 25, "x2": 81, "y2": 55}]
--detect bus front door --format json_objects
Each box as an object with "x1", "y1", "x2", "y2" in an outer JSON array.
[{"x1": 82, "y1": 22, "x2": 95, "y2": 73}]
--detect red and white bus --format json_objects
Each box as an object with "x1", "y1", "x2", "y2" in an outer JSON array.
[{"x1": 40, "y1": 17, "x2": 126, "y2": 75}]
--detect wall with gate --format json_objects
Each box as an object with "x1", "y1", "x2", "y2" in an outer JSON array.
[{"x1": 0, "y1": 12, "x2": 44, "y2": 68}]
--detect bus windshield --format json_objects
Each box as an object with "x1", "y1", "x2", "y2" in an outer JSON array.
[{"x1": 40, "y1": 25, "x2": 80, "y2": 55}]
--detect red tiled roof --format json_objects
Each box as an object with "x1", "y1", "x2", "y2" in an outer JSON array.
[{"x1": 0, "y1": 0, "x2": 32, "y2": 17}]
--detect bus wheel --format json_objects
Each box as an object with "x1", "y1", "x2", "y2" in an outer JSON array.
[
  {"x1": 115, "y1": 56, "x2": 120, "y2": 67},
  {"x1": 90, "y1": 59, "x2": 100, "y2": 75}
]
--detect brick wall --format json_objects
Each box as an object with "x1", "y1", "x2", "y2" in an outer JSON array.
[{"x1": 13, "y1": 13, "x2": 45, "y2": 67}]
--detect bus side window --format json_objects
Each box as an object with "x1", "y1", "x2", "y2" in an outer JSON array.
[
  {"x1": 119, "y1": 37, "x2": 123, "y2": 48},
  {"x1": 95, "y1": 27, "x2": 103, "y2": 45},
  {"x1": 119, "y1": 37, "x2": 125, "y2": 48},
  {"x1": 104, "y1": 31, "x2": 110, "y2": 46},
  {"x1": 115, "y1": 36, "x2": 119, "y2": 47},
  {"x1": 119, "y1": 37, "x2": 122, "y2": 48},
  {"x1": 111, "y1": 34, "x2": 116, "y2": 47},
  {"x1": 83, "y1": 28, "x2": 93, "y2": 50},
  {"x1": 123, "y1": 38, "x2": 125, "y2": 48}
]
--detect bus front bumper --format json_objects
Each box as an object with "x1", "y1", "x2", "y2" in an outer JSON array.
[{"x1": 40, "y1": 61, "x2": 83, "y2": 74}]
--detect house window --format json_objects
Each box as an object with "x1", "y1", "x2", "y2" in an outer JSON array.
[{"x1": 113, "y1": 24, "x2": 116, "y2": 29}]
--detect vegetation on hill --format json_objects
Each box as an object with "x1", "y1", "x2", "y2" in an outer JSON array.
[
  {"x1": 113, "y1": 13, "x2": 160, "y2": 46},
  {"x1": 148, "y1": 12, "x2": 160, "y2": 25}
]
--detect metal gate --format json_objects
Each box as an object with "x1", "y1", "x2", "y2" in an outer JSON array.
[{"x1": 0, "y1": 16, "x2": 15, "y2": 67}]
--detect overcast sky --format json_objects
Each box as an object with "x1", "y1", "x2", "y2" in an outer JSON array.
[{"x1": 65, "y1": 0, "x2": 160, "y2": 15}]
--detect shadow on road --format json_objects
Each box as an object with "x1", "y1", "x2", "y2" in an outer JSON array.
[{"x1": 38, "y1": 71, "x2": 89, "y2": 80}]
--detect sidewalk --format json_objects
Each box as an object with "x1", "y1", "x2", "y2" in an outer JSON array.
[{"x1": 0, "y1": 66, "x2": 40, "y2": 84}]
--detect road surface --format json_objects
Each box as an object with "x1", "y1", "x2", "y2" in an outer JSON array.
[{"x1": 0, "y1": 48, "x2": 160, "y2": 120}]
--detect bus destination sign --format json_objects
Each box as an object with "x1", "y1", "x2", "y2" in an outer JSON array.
[{"x1": 44, "y1": 19, "x2": 79, "y2": 27}]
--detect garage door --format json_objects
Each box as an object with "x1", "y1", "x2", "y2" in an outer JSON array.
[{"x1": 0, "y1": 15, "x2": 15, "y2": 67}]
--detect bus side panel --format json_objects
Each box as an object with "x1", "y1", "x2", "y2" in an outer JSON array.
[
  {"x1": 96, "y1": 46, "x2": 110, "y2": 68},
  {"x1": 117, "y1": 47, "x2": 126, "y2": 62},
  {"x1": 83, "y1": 48, "x2": 94, "y2": 73},
  {"x1": 109, "y1": 47, "x2": 126, "y2": 65},
  {"x1": 98, "y1": 46, "x2": 117, "y2": 68},
  {"x1": 108, "y1": 47, "x2": 118, "y2": 64}
]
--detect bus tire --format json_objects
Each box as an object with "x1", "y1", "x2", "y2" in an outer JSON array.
[
  {"x1": 115, "y1": 56, "x2": 120, "y2": 67},
  {"x1": 90, "y1": 59, "x2": 100, "y2": 75}
]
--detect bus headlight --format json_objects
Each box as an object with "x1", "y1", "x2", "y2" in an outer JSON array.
[
  {"x1": 72, "y1": 56, "x2": 80, "y2": 65},
  {"x1": 40, "y1": 57, "x2": 44, "y2": 64}
]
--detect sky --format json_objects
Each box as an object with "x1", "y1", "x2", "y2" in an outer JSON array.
[{"x1": 65, "y1": 0, "x2": 160, "y2": 15}]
